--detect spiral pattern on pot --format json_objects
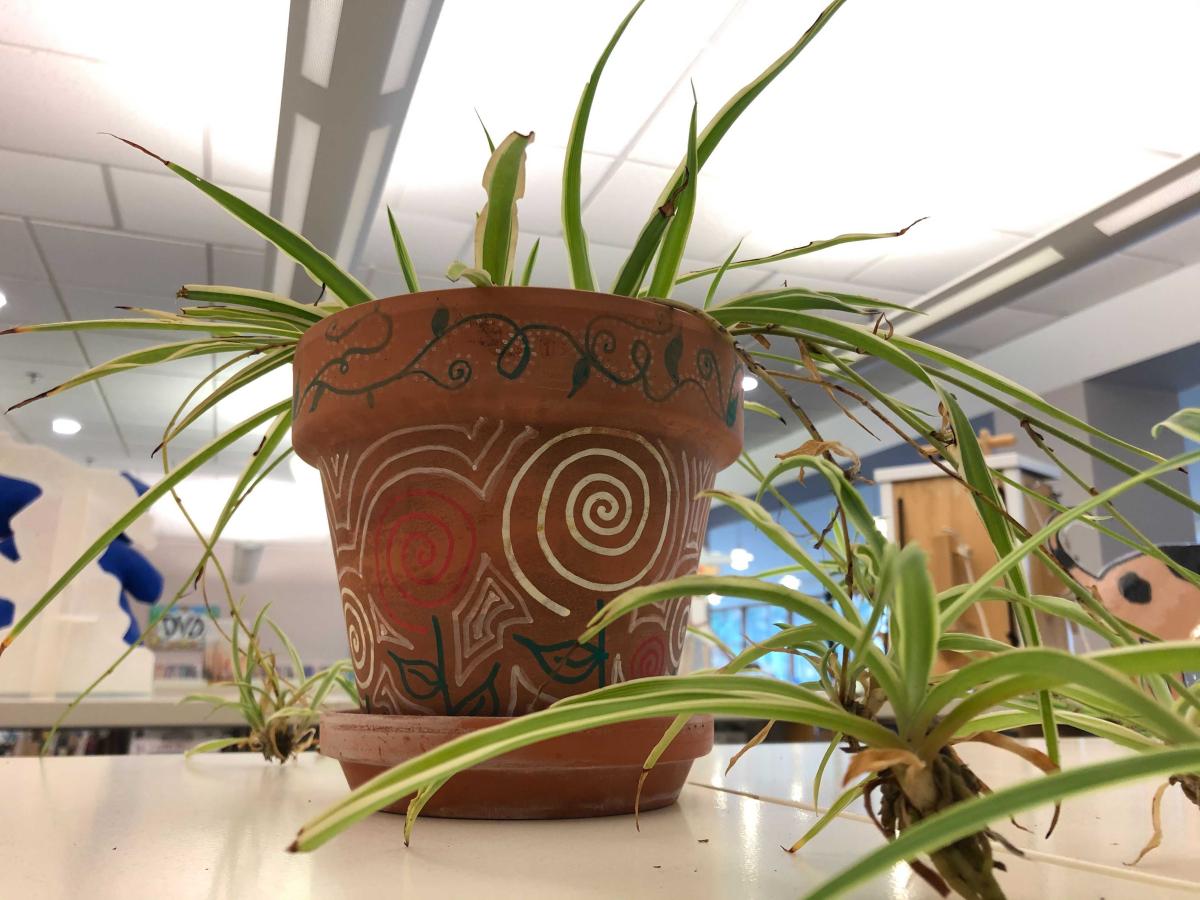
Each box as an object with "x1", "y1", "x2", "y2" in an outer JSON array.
[
  {"x1": 503, "y1": 427, "x2": 671, "y2": 616},
  {"x1": 372, "y1": 488, "x2": 477, "y2": 625},
  {"x1": 341, "y1": 588, "x2": 375, "y2": 685}
]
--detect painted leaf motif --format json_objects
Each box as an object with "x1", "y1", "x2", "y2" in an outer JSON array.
[
  {"x1": 388, "y1": 652, "x2": 443, "y2": 701},
  {"x1": 664, "y1": 333, "x2": 683, "y2": 383},
  {"x1": 449, "y1": 663, "x2": 502, "y2": 716},
  {"x1": 725, "y1": 393, "x2": 739, "y2": 427},
  {"x1": 513, "y1": 633, "x2": 607, "y2": 685},
  {"x1": 568, "y1": 357, "x2": 591, "y2": 398},
  {"x1": 431, "y1": 307, "x2": 450, "y2": 338}
]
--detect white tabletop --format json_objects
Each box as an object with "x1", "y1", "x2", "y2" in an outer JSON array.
[{"x1": 1, "y1": 738, "x2": 1197, "y2": 899}]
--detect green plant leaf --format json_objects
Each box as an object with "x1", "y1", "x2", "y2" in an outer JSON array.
[
  {"x1": 107, "y1": 136, "x2": 373, "y2": 306},
  {"x1": 177, "y1": 285, "x2": 329, "y2": 323},
  {"x1": 290, "y1": 679, "x2": 901, "y2": 852},
  {"x1": 679, "y1": 220, "x2": 924, "y2": 285},
  {"x1": 562, "y1": 0, "x2": 644, "y2": 291},
  {"x1": 715, "y1": 286, "x2": 913, "y2": 314},
  {"x1": 519, "y1": 237, "x2": 540, "y2": 286},
  {"x1": 941, "y1": 443, "x2": 1200, "y2": 627},
  {"x1": 156, "y1": 347, "x2": 294, "y2": 452},
  {"x1": 704, "y1": 239, "x2": 743, "y2": 310},
  {"x1": 473, "y1": 130, "x2": 534, "y2": 286},
  {"x1": 386, "y1": 207, "x2": 422, "y2": 294},
  {"x1": 646, "y1": 86, "x2": 698, "y2": 299},
  {"x1": 610, "y1": 0, "x2": 849, "y2": 295},
  {"x1": 807, "y1": 746, "x2": 1200, "y2": 899},
  {"x1": 474, "y1": 108, "x2": 496, "y2": 153},
  {"x1": 744, "y1": 400, "x2": 785, "y2": 425},
  {"x1": 3, "y1": 338, "x2": 266, "y2": 410},
  {"x1": 185, "y1": 737, "x2": 249, "y2": 758},
  {"x1": 890, "y1": 543, "x2": 938, "y2": 721},
  {"x1": 446, "y1": 261, "x2": 495, "y2": 288},
  {"x1": 1155, "y1": 407, "x2": 1200, "y2": 443}
]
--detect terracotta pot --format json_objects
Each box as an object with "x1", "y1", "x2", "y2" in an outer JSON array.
[
  {"x1": 320, "y1": 710, "x2": 714, "y2": 819},
  {"x1": 293, "y1": 287, "x2": 742, "y2": 716}
]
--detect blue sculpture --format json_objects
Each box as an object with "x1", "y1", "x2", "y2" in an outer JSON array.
[{"x1": 0, "y1": 470, "x2": 162, "y2": 642}]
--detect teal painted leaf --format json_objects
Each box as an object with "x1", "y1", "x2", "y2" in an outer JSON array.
[
  {"x1": 388, "y1": 652, "x2": 443, "y2": 702},
  {"x1": 513, "y1": 633, "x2": 606, "y2": 685},
  {"x1": 726, "y1": 393, "x2": 739, "y2": 427},
  {"x1": 664, "y1": 332, "x2": 683, "y2": 382},
  {"x1": 431, "y1": 307, "x2": 449, "y2": 337},
  {"x1": 568, "y1": 357, "x2": 591, "y2": 398}
]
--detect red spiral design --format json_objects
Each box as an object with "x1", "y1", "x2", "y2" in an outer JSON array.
[
  {"x1": 372, "y1": 489, "x2": 477, "y2": 621},
  {"x1": 630, "y1": 635, "x2": 667, "y2": 679}
]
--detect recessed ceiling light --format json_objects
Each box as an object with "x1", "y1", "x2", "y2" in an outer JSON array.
[
  {"x1": 728, "y1": 547, "x2": 754, "y2": 571},
  {"x1": 902, "y1": 245, "x2": 1064, "y2": 334},
  {"x1": 742, "y1": 375, "x2": 759, "y2": 392},
  {"x1": 780, "y1": 574, "x2": 801, "y2": 590},
  {"x1": 0, "y1": 290, "x2": 7, "y2": 310},
  {"x1": 52, "y1": 417, "x2": 82, "y2": 436},
  {"x1": 1093, "y1": 166, "x2": 1200, "y2": 236}
]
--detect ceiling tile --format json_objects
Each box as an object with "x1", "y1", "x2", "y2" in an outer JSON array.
[
  {"x1": 367, "y1": 268, "x2": 460, "y2": 298},
  {"x1": 0, "y1": 330, "x2": 87, "y2": 368},
  {"x1": 521, "y1": 148, "x2": 613, "y2": 236},
  {"x1": 360, "y1": 211, "x2": 472, "y2": 275},
  {"x1": 0, "y1": 45, "x2": 203, "y2": 173},
  {"x1": 1008, "y1": 252, "x2": 1179, "y2": 318},
  {"x1": 0, "y1": 216, "x2": 47, "y2": 281},
  {"x1": 1124, "y1": 209, "x2": 1200, "y2": 267},
  {"x1": 0, "y1": 357, "x2": 121, "y2": 437},
  {"x1": 212, "y1": 246, "x2": 267, "y2": 289},
  {"x1": 0, "y1": 276, "x2": 64, "y2": 324},
  {"x1": 927, "y1": 307, "x2": 1060, "y2": 353},
  {"x1": 850, "y1": 223, "x2": 1027, "y2": 295},
  {"x1": 57, "y1": 282, "x2": 180, "y2": 321},
  {"x1": 101, "y1": 370, "x2": 215, "y2": 441},
  {"x1": 34, "y1": 224, "x2": 206, "y2": 295},
  {"x1": 110, "y1": 168, "x2": 269, "y2": 248},
  {"x1": 0, "y1": 148, "x2": 113, "y2": 226},
  {"x1": 507, "y1": 235, "x2": 636, "y2": 292}
]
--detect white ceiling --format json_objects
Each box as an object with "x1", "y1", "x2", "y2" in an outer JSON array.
[{"x1": 0, "y1": 0, "x2": 1197, "y2": 477}]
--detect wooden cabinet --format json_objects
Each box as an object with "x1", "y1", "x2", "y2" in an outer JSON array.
[{"x1": 875, "y1": 452, "x2": 1070, "y2": 672}]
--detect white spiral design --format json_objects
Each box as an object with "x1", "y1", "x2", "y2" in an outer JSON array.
[
  {"x1": 341, "y1": 588, "x2": 375, "y2": 685},
  {"x1": 503, "y1": 427, "x2": 670, "y2": 616}
]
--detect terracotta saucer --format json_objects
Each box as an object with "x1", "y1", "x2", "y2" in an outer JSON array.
[{"x1": 319, "y1": 710, "x2": 714, "y2": 819}]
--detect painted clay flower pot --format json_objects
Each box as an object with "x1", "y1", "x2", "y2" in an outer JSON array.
[{"x1": 292, "y1": 287, "x2": 743, "y2": 717}]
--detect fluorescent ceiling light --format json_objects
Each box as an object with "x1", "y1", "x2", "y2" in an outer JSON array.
[
  {"x1": 908, "y1": 245, "x2": 1064, "y2": 332},
  {"x1": 0, "y1": 290, "x2": 6, "y2": 310},
  {"x1": 381, "y1": 0, "x2": 432, "y2": 94},
  {"x1": 335, "y1": 125, "x2": 394, "y2": 264},
  {"x1": 300, "y1": 0, "x2": 343, "y2": 88},
  {"x1": 52, "y1": 417, "x2": 82, "y2": 436},
  {"x1": 272, "y1": 113, "x2": 322, "y2": 296},
  {"x1": 741, "y1": 375, "x2": 759, "y2": 392},
  {"x1": 1093, "y1": 166, "x2": 1200, "y2": 237}
]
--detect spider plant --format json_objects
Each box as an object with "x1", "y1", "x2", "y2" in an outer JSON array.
[
  {"x1": 286, "y1": 428, "x2": 1200, "y2": 898},
  {"x1": 184, "y1": 603, "x2": 358, "y2": 763},
  {"x1": 0, "y1": 0, "x2": 1197, "y2": 893}
]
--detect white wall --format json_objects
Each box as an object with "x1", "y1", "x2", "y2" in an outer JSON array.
[{"x1": 145, "y1": 534, "x2": 348, "y2": 670}]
